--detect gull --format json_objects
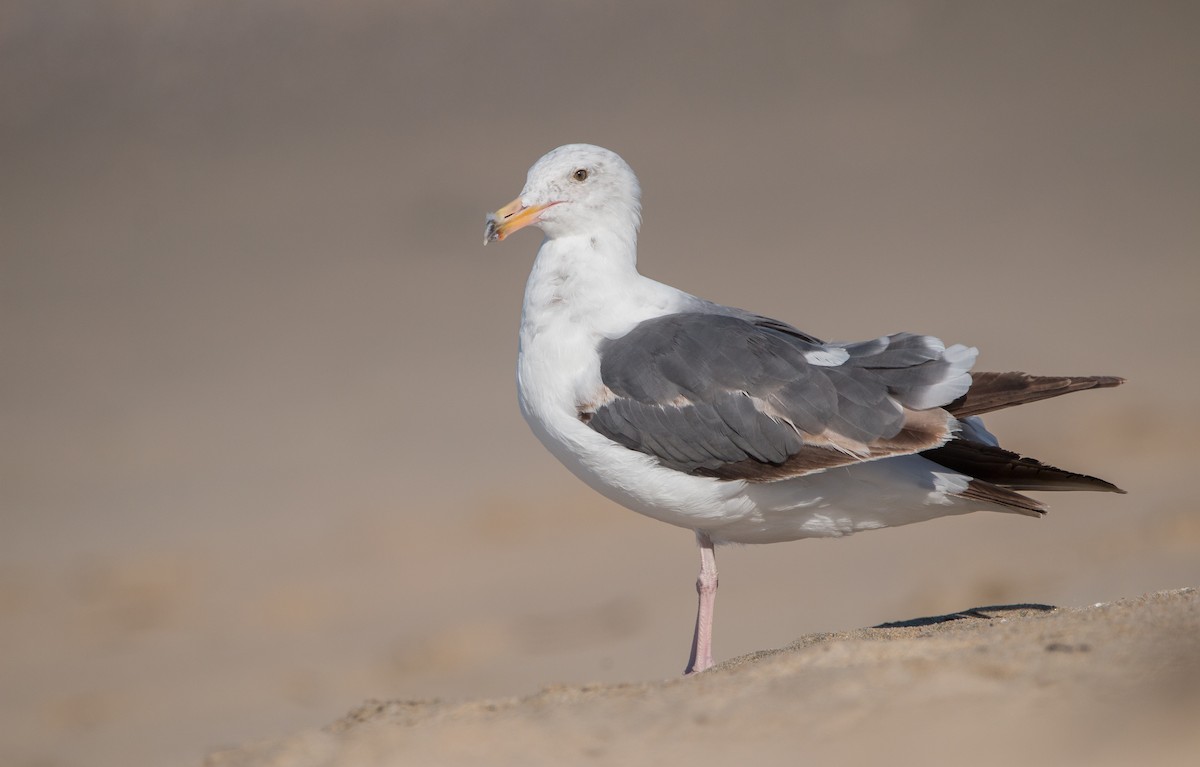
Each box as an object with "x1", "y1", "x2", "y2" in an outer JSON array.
[{"x1": 484, "y1": 143, "x2": 1123, "y2": 674}]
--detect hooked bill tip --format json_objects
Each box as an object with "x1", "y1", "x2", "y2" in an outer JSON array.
[{"x1": 483, "y1": 214, "x2": 499, "y2": 245}]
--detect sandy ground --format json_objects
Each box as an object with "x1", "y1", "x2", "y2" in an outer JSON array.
[
  {"x1": 207, "y1": 588, "x2": 1200, "y2": 767},
  {"x1": 2, "y1": 3, "x2": 1199, "y2": 766}
]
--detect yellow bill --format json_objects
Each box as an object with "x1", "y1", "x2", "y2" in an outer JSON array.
[{"x1": 484, "y1": 197, "x2": 556, "y2": 244}]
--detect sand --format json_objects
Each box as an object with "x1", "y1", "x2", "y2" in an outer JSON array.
[
  {"x1": 207, "y1": 588, "x2": 1200, "y2": 767},
  {"x1": 3, "y1": 3, "x2": 1199, "y2": 766}
]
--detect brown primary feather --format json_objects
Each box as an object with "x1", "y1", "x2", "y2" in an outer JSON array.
[
  {"x1": 931, "y1": 371, "x2": 1126, "y2": 508},
  {"x1": 948, "y1": 372, "x2": 1125, "y2": 418}
]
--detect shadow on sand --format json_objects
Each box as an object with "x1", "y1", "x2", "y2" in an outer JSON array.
[{"x1": 874, "y1": 603, "x2": 1057, "y2": 629}]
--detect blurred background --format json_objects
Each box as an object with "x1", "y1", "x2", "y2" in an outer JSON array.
[{"x1": 2, "y1": 2, "x2": 1198, "y2": 765}]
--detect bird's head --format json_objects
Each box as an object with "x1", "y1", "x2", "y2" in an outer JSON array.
[{"x1": 485, "y1": 144, "x2": 642, "y2": 245}]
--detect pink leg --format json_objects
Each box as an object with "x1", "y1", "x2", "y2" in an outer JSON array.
[{"x1": 684, "y1": 531, "x2": 718, "y2": 675}]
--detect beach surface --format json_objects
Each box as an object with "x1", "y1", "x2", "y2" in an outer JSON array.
[{"x1": 207, "y1": 588, "x2": 1200, "y2": 767}]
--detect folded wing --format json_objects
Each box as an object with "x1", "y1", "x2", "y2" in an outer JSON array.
[{"x1": 584, "y1": 313, "x2": 977, "y2": 481}]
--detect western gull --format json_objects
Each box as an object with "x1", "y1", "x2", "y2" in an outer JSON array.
[{"x1": 484, "y1": 143, "x2": 1124, "y2": 674}]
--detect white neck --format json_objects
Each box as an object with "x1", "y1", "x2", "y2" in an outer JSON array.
[{"x1": 519, "y1": 229, "x2": 688, "y2": 346}]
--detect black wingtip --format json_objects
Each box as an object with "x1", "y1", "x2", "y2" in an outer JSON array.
[{"x1": 922, "y1": 439, "x2": 1127, "y2": 496}]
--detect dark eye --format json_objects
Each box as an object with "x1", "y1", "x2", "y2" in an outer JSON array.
[{"x1": 572, "y1": 168, "x2": 589, "y2": 182}]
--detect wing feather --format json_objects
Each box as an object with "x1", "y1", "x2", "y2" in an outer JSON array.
[{"x1": 585, "y1": 313, "x2": 967, "y2": 481}]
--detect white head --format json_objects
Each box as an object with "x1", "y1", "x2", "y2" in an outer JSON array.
[{"x1": 485, "y1": 144, "x2": 642, "y2": 245}]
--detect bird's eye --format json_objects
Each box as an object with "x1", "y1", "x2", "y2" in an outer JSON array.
[{"x1": 572, "y1": 168, "x2": 589, "y2": 182}]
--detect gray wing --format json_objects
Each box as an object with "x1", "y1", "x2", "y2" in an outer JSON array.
[{"x1": 583, "y1": 312, "x2": 976, "y2": 481}]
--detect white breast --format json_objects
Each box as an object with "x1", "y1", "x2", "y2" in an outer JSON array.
[{"x1": 515, "y1": 236, "x2": 756, "y2": 529}]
